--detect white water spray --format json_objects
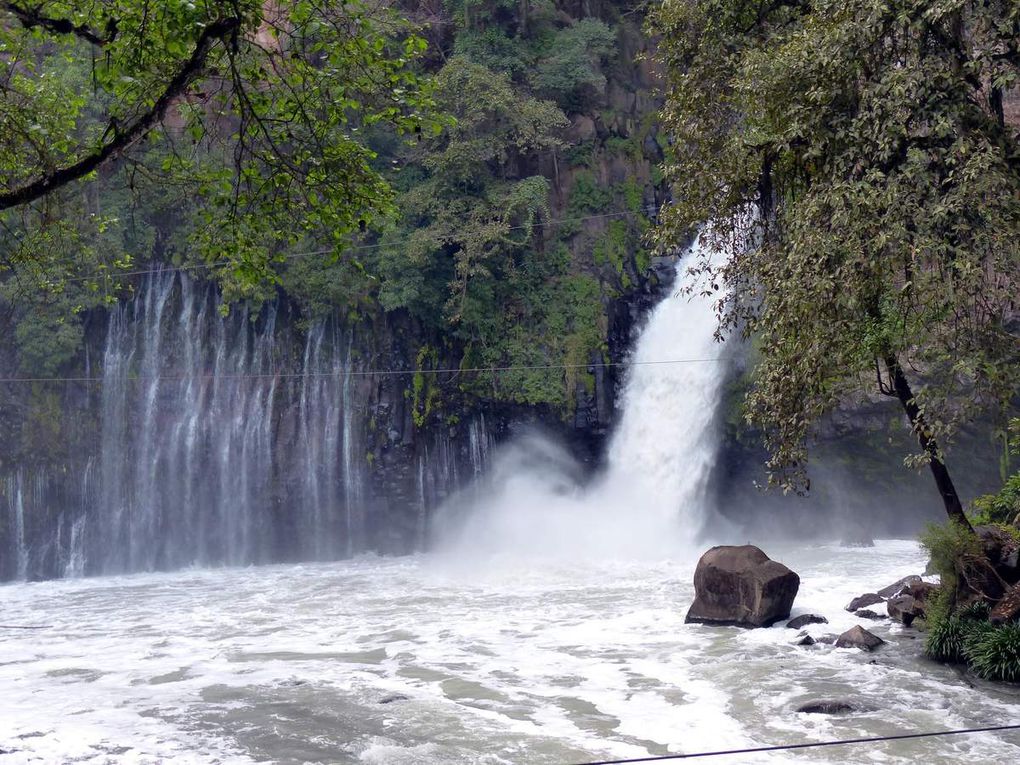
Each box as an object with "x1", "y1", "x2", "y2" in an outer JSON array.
[{"x1": 436, "y1": 237, "x2": 729, "y2": 560}]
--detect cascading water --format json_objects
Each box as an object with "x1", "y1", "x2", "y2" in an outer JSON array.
[
  {"x1": 295, "y1": 323, "x2": 365, "y2": 560},
  {"x1": 0, "y1": 268, "x2": 500, "y2": 580},
  {"x1": 436, "y1": 236, "x2": 728, "y2": 559},
  {"x1": 96, "y1": 270, "x2": 282, "y2": 572}
]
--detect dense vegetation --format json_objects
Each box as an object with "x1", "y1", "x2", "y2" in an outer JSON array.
[
  {"x1": 654, "y1": 0, "x2": 1020, "y2": 524},
  {"x1": 0, "y1": 0, "x2": 662, "y2": 419}
]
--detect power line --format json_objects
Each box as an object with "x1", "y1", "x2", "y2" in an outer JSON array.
[
  {"x1": 0, "y1": 357, "x2": 725, "y2": 385},
  {"x1": 571, "y1": 723, "x2": 1020, "y2": 765},
  {"x1": 31, "y1": 205, "x2": 661, "y2": 287}
]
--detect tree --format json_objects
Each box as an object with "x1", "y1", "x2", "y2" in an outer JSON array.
[
  {"x1": 652, "y1": 0, "x2": 1020, "y2": 528},
  {"x1": 0, "y1": 0, "x2": 436, "y2": 295}
]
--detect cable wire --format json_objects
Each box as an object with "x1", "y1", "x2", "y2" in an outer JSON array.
[
  {"x1": 570, "y1": 723, "x2": 1020, "y2": 764},
  {"x1": 0, "y1": 357, "x2": 725, "y2": 385}
]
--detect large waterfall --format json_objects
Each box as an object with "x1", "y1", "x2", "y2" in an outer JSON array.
[
  {"x1": 1, "y1": 237, "x2": 726, "y2": 579},
  {"x1": 436, "y1": 237, "x2": 728, "y2": 559},
  {"x1": 1, "y1": 271, "x2": 494, "y2": 580}
]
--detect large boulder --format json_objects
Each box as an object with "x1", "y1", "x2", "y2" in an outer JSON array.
[{"x1": 685, "y1": 545, "x2": 800, "y2": 628}]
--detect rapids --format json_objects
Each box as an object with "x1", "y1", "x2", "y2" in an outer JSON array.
[{"x1": 2, "y1": 541, "x2": 1019, "y2": 764}]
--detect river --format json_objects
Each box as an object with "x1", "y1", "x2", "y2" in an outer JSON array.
[{"x1": 2, "y1": 539, "x2": 1019, "y2": 764}]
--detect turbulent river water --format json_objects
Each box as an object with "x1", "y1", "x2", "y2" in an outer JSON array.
[{"x1": 2, "y1": 540, "x2": 1020, "y2": 764}]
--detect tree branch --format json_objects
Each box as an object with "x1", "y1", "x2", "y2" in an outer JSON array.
[
  {"x1": 2, "y1": 1, "x2": 112, "y2": 46},
  {"x1": 0, "y1": 15, "x2": 241, "y2": 212}
]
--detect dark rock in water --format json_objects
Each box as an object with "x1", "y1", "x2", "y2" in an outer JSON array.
[
  {"x1": 877, "y1": 575, "x2": 922, "y2": 599},
  {"x1": 847, "y1": 593, "x2": 883, "y2": 611},
  {"x1": 796, "y1": 699, "x2": 860, "y2": 714},
  {"x1": 887, "y1": 594, "x2": 928, "y2": 626},
  {"x1": 835, "y1": 625, "x2": 885, "y2": 651},
  {"x1": 795, "y1": 634, "x2": 816, "y2": 646},
  {"x1": 854, "y1": 609, "x2": 885, "y2": 620},
  {"x1": 787, "y1": 614, "x2": 828, "y2": 629},
  {"x1": 684, "y1": 545, "x2": 800, "y2": 628},
  {"x1": 814, "y1": 634, "x2": 838, "y2": 645},
  {"x1": 990, "y1": 582, "x2": 1020, "y2": 625},
  {"x1": 379, "y1": 694, "x2": 410, "y2": 704}
]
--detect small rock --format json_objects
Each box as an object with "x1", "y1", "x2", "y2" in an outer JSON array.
[
  {"x1": 787, "y1": 614, "x2": 828, "y2": 629},
  {"x1": 877, "y1": 575, "x2": 922, "y2": 599},
  {"x1": 847, "y1": 593, "x2": 884, "y2": 611},
  {"x1": 835, "y1": 625, "x2": 885, "y2": 651},
  {"x1": 379, "y1": 694, "x2": 409, "y2": 705},
  {"x1": 795, "y1": 634, "x2": 816, "y2": 646},
  {"x1": 854, "y1": 609, "x2": 885, "y2": 620},
  {"x1": 814, "y1": 634, "x2": 838, "y2": 645},
  {"x1": 796, "y1": 699, "x2": 860, "y2": 714}
]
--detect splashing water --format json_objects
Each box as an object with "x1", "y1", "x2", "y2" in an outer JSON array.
[{"x1": 436, "y1": 237, "x2": 728, "y2": 560}]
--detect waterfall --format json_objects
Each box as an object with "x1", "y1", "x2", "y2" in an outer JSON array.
[
  {"x1": 93, "y1": 271, "x2": 283, "y2": 572},
  {"x1": 295, "y1": 324, "x2": 364, "y2": 560},
  {"x1": 0, "y1": 267, "x2": 504, "y2": 581},
  {"x1": 436, "y1": 237, "x2": 727, "y2": 559},
  {"x1": 85, "y1": 270, "x2": 346, "y2": 573},
  {"x1": 601, "y1": 236, "x2": 728, "y2": 534},
  {"x1": 9, "y1": 472, "x2": 28, "y2": 580}
]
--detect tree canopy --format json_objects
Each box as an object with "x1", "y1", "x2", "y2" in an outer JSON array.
[
  {"x1": 0, "y1": 0, "x2": 436, "y2": 296},
  {"x1": 653, "y1": 0, "x2": 1020, "y2": 523}
]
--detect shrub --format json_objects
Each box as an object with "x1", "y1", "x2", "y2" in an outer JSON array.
[
  {"x1": 964, "y1": 624, "x2": 1020, "y2": 682},
  {"x1": 920, "y1": 520, "x2": 983, "y2": 596},
  {"x1": 924, "y1": 601, "x2": 992, "y2": 664},
  {"x1": 924, "y1": 614, "x2": 970, "y2": 663}
]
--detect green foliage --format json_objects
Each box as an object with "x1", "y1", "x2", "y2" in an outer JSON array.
[
  {"x1": 454, "y1": 27, "x2": 532, "y2": 75},
  {"x1": 0, "y1": 0, "x2": 437, "y2": 296},
  {"x1": 652, "y1": 0, "x2": 1020, "y2": 493},
  {"x1": 924, "y1": 612, "x2": 973, "y2": 664},
  {"x1": 920, "y1": 521, "x2": 983, "y2": 596},
  {"x1": 411, "y1": 346, "x2": 441, "y2": 428},
  {"x1": 972, "y1": 420, "x2": 1020, "y2": 526},
  {"x1": 568, "y1": 172, "x2": 614, "y2": 215},
  {"x1": 530, "y1": 19, "x2": 616, "y2": 109},
  {"x1": 965, "y1": 624, "x2": 1020, "y2": 682},
  {"x1": 371, "y1": 54, "x2": 610, "y2": 413}
]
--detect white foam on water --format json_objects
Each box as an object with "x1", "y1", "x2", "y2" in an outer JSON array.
[{"x1": 2, "y1": 542, "x2": 1019, "y2": 764}]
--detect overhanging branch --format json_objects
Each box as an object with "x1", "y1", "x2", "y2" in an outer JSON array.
[
  {"x1": 3, "y1": 2, "x2": 112, "y2": 46},
  {"x1": 0, "y1": 15, "x2": 241, "y2": 212}
]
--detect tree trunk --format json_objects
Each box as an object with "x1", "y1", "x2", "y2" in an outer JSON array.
[{"x1": 884, "y1": 355, "x2": 973, "y2": 531}]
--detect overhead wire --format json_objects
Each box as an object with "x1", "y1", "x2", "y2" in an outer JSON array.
[
  {"x1": 0, "y1": 357, "x2": 725, "y2": 385},
  {"x1": 570, "y1": 723, "x2": 1020, "y2": 764}
]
